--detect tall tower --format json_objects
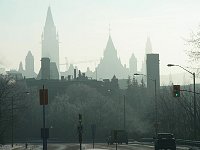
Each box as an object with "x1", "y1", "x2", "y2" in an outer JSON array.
[
  {"x1": 25, "y1": 51, "x2": 35, "y2": 78},
  {"x1": 18, "y1": 61, "x2": 24, "y2": 73},
  {"x1": 141, "y1": 37, "x2": 153, "y2": 74},
  {"x1": 42, "y1": 6, "x2": 59, "y2": 71},
  {"x1": 146, "y1": 54, "x2": 160, "y2": 97},
  {"x1": 129, "y1": 53, "x2": 137, "y2": 75},
  {"x1": 96, "y1": 34, "x2": 128, "y2": 79}
]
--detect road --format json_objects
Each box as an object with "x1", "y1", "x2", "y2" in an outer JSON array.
[{"x1": 18, "y1": 143, "x2": 190, "y2": 150}]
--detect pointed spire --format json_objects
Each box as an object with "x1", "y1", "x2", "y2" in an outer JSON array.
[
  {"x1": 105, "y1": 35, "x2": 116, "y2": 51},
  {"x1": 27, "y1": 51, "x2": 33, "y2": 57},
  {"x1": 18, "y1": 61, "x2": 24, "y2": 72},
  {"x1": 45, "y1": 6, "x2": 55, "y2": 27},
  {"x1": 145, "y1": 37, "x2": 152, "y2": 54},
  {"x1": 130, "y1": 53, "x2": 136, "y2": 60}
]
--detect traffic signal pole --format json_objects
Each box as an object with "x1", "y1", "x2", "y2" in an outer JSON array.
[
  {"x1": 123, "y1": 95, "x2": 126, "y2": 130},
  {"x1": 155, "y1": 79, "x2": 158, "y2": 136},
  {"x1": 167, "y1": 64, "x2": 197, "y2": 140},
  {"x1": 78, "y1": 114, "x2": 83, "y2": 150},
  {"x1": 193, "y1": 73, "x2": 197, "y2": 140},
  {"x1": 43, "y1": 85, "x2": 46, "y2": 150},
  {"x1": 39, "y1": 85, "x2": 48, "y2": 150},
  {"x1": 134, "y1": 73, "x2": 158, "y2": 137}
]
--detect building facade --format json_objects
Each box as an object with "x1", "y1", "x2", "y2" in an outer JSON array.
[{"x1": 41, "y1": 6, "x2": 59, "y2": 71}]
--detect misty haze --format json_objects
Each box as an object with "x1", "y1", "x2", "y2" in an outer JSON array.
[{"x1": 1, "y1": 0, "x2": 200, "y2": 150}]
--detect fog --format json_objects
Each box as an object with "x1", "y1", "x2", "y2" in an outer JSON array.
[{"x1": 1, "y1": 0, "x2": 200, "y2": 83}]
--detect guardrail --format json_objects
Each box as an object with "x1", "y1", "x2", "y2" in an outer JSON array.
[
  {"x1": 134, "y1": 138, "x2": 200, "y2": 147},
  {"x1": 176, "y1": 139, "x2": 200, "y2": 147}
]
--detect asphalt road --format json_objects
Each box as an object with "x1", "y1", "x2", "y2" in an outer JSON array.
[{"x1": 17, "y1": 143, "x2": 190, "y2": 150}]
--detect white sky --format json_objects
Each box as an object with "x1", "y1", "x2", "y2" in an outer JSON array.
[{"x1": 0, "y1": 0, "x2": 200, "y2": 77}]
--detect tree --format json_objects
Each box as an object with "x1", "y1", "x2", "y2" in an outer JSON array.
[{"x1": 0, "y1": 75, "x2": 29, "y2": 143}]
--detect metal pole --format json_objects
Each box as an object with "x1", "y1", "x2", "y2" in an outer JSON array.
[
  {"x1": 155, "y1": 80, "x2": 158, "y2": 136},
  {"x1": 167, "y1": 65, "x2": 197, "y2": 139},
  {"x1": 193, "y1": 73, "x2": 197, "y2": 140},
  {"x1": 11, "y1": 97, "x2": 13, "y2": 147},
  {"x1": 93, "y1": 138, "x2": 94, "y2": 149},
  {"x1": 42, "y1": 85, "x2": 46, "y2": 150},
  {"x1": 80, "y1": 126, "x2": 82, "y2": 150},
  {"x1": 123, "y1": 95, "x2": 126, "y2": 130}
]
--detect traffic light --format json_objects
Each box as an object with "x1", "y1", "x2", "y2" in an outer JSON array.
[{"x1": 173, "y1": 85, "x2": 180, "y2": 97}]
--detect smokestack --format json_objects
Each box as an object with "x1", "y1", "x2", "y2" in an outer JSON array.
[
  {"x1": 74, "y1": 69, "x2": 76, "y2": 79},
  {"x1": 61, "y1": 76, "x2": 64, "y2": 81},
  {"x1": 41, "y1": 57, "x2": 50, "y2": 80},
  {"x1": 68, "y1": 75, "x2": 71, "y2": 81},
  {"x1": 78, "y1": 70, "x2": 81, "y2": 78}
]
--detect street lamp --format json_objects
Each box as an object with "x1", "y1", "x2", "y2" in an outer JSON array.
[
  {"x1": 167, "y1": 64, "x2": 197, "y2": 140},
  {"x1": 123, "y1": 95, "x2": 126, "y2": 130},
  {"x1": 134, "y1": 73, "x2": 158, "y2": 136},
  {"x1": 11, "y1": 91, "x2": 30, "y2": 147}
]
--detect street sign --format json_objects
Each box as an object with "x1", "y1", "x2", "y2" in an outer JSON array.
[
  {"x1": 40, "y1": 89, "x2": 48, "y2": 105},
  {"x1": 41, "y1": 128, "x2": 49, "y2": 139}
]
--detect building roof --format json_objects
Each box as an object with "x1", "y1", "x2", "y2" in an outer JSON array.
[{"x1": 45, "y1": 6, "x2": 55, "y2": 27}]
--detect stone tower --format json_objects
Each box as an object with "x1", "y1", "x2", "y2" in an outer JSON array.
[{"x1": 41, "y1": 6, "x2": 59, "y2": 71}]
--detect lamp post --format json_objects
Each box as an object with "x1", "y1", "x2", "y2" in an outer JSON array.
[
  {"x1": 134, "y1": 73, "x2": 158, "y2": 136},
  {"x1": 11, "y1": 96, "x2": 13, "y2": 147},
  {"x1": 123, "y1": 95, "x2": 126, "y2": 130},
  {"x1": 167, "y1": 64, "x2": 197, "y2": 140}
]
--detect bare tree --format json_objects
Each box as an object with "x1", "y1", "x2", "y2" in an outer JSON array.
[{"x1": 0, "y1": 74, "x2": 29, "y2": 143}]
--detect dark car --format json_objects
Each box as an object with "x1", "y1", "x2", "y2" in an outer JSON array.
[
  {"x1": 107, "y1": 130, "x2": 128, "y2": 145},
  {"x1": 154, "y1": 133, "x2": 176, "y2": 150}
]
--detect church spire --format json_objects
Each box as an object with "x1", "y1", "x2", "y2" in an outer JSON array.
[
  {"x1": 145, "y1": 37, "x2": 152, "y2": 54},
  {"x1": 18, "y1": 61, "x2": 24, "y2": 73},
  {"x1": 45, "y1": 6, "x2": 55, "y2": 27}
]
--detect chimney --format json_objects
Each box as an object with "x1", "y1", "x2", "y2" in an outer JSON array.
[
  {"x1": 74, "y1": 69, "x2": 76, "y2": 79},
  {"x1": 78, "y1": 70, "x2": 81, "y2": 78},
  {"x1": 41, "y1": 57, "x2": 50, "y2": 80},
  {"x1": 61, "y1": 76, "x2": 64, "y2": 81},
  {"x1": 68, "y1": 75, "x2": 71, "y2": 81}
]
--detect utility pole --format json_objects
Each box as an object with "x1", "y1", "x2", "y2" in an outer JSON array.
[
  {"x1": 123, "y1": 95, "x2": 126, "y2": 130},
  {"x1": 193, "y1": 73, "x2": 197, "y2": 140},
  {"x1": 134, "y1": 73, "x2": 158, "y2": 136},
  {"x1": 167, "y1": 64, "x2": 197, "y2": 140},
  {"x1": 40, "y1": 85, "x2": 48, "y2": 150},
  {"x1": 42, "y1": 85, "x2": 46, "y2": 150},
  {"x1": 78, "y1": 114, "x2": 83, "y2": 150},
  {"x1": 11, "y1": 97, "x2": 13, "y2": 147}
]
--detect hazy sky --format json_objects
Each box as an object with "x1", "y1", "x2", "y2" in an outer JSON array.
[{"x1": 1, "y1": 0, "x2": 200, "y2": 77}]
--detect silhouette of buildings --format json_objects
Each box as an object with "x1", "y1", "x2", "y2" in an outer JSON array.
[
  {"x1": 129, "y1": 53, "x2": 137, "y2": 76},
  {"x1": 41, "y1": 6, "x2": 59, "y2": 71},
  {"x1": 146, "y1": 54, "x2": 160, "y2": 96},
  {"x1": 96, "y1": 35, "x2": 129, "y2": 79},
  {"x1": 141, "y1": 37, "x2": 153, "y2": 74},
  {"x1": 18, "y1": 61, "x2": 24, "y2": 74},
  {"x1": 18, "y1": 51, "x2": 36, "y2": 78},
  {"x1": 25, "y1": 51, "x2": 37, "y2": 78},
  {"x1": 37, "y1": 57, "x2": 59, "y2": 80},
  {"x1": 14, "y1": 6, "x2": 159, "y2": 86}
]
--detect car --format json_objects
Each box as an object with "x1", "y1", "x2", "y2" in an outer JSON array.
[
  {"x1": 107, "y1": 130, "x2": 128, "y2": 145},
  {"x1": 154, "y1": 133, "x2": 176, "y2": 150}
]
